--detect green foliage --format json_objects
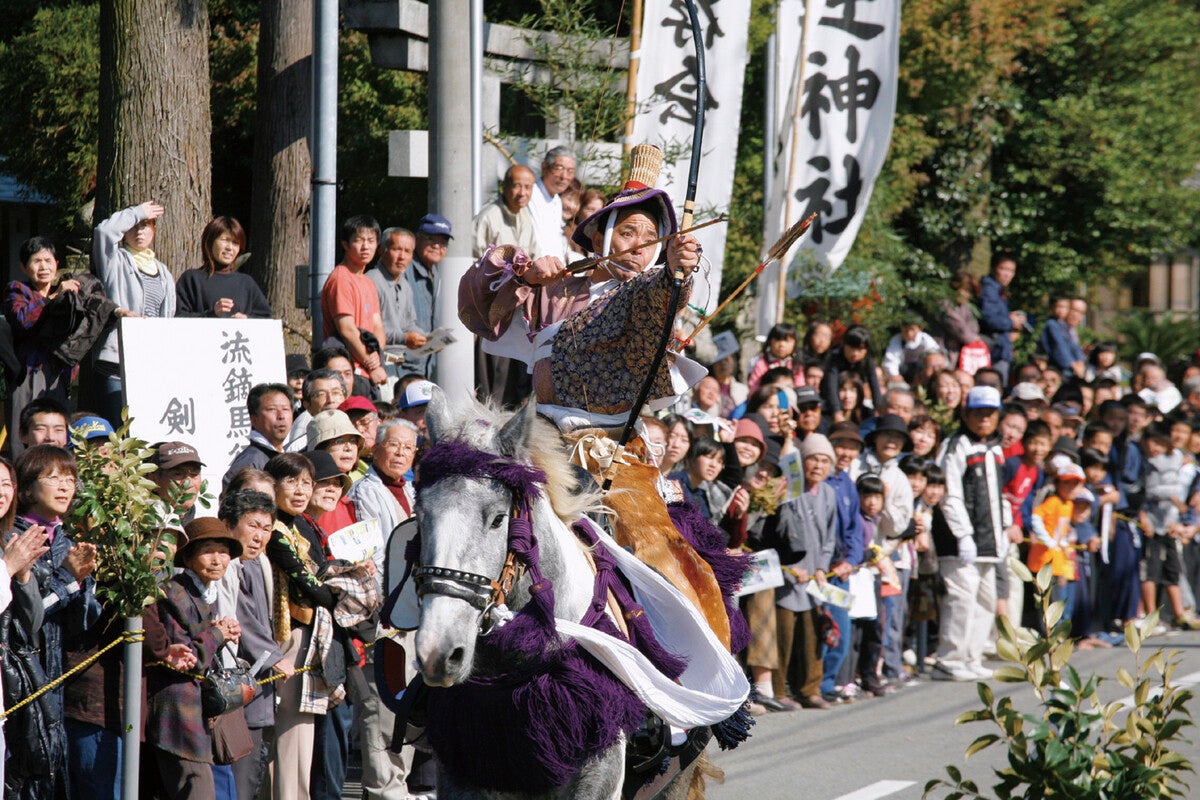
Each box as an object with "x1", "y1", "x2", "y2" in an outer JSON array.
[
  {"x1": 0, "y1": 3, "x2": 99, "y2": 237},
  {"x1": 1109, "y1": 311, "x2": 1200, "y2": 371},
  {"x1": 924, "y1": 561, "x2": 1195, "y2": 800},
  {"x1": 66, "y1": 416, "x2": 179, "y2": 618},
  {"x1": 513, "y1": 0, "x2": 629, "y2": 147}
]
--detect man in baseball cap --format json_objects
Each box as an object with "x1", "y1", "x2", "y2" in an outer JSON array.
[
  {"x1": 150, "y1": 441, "x2": 206, "y2": 525},
  {"x1": 398, "y1": 379, "x2": 435, "y2": 436},
  {"x1": 410, "y1": 217, "x2": 453, "y2": 377}
]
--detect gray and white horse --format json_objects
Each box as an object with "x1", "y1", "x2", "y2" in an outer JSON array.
[{"x1": 412, "y1": 394, "x2": 713, "y2": 800}]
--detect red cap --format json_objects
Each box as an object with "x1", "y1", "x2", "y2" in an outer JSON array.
[{"x1": 339, "y1": 396, "x2": 378, "y2": 415}]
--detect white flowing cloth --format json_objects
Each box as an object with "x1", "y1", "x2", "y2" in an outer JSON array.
[{"x1": 560, "y1": 517, "x2": 749, "y2": 729}]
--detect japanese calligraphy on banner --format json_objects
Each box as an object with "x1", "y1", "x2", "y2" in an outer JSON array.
[
  {"x1": 631, "y1": 0, "x2": 751, "y2": 312},
  {"x1": 765, "y1": 0, "x2": 900, "y2": 272},
  {"x1": 120, "y1": 319, "x2": 287, "y2": 514}
]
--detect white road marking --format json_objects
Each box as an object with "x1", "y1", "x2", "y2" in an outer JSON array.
[
  {"x1": 830, "y1": 780, "x2": 917, "y2": 800},
  {"x1": 1113, "y1": 669, "x2": 1200, "y2": 709}
]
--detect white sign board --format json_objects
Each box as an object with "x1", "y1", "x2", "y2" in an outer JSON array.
[{"x1": 120, "y1": 318, "x2": 288, "y2": 514}]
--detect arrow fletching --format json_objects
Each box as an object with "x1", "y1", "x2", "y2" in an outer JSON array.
[{"x1": 765, "y1": 213, "x2": 818, "y2": 265}]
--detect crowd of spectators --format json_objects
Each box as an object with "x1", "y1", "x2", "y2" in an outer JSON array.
[{"x1": 654, "y1": 252, "x2": 1200, "y2": 713}]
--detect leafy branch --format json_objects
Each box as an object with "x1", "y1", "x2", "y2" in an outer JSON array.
[
  {"x1": 924, "y1": 561, "x2": 1195, "y2": 800},
  {"x1": 67, "y1": 415, "x2": 178, "y2": 618}
]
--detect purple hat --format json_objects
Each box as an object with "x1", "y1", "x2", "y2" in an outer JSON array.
[{"x1": 571, "y1": 144, "x2": 677, "y2": 265}]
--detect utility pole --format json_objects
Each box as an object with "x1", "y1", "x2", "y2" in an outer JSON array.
[
  {"x1": 429, "y1": 0, "x2": 475, "y2": 398},
  {"x1": 309, "y1": 0, "x2": 337, "y2": 347}
]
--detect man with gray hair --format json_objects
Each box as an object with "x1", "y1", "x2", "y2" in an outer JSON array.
[
  {"x1": 284, "y1": 368, "x2": 347, "y2": 452},
  {"x1": 345, "y1": 417, "x2": 420, "y2": 798},
  {"x1": 528, "y1": 145, "x2": 576, "y2": 261}
]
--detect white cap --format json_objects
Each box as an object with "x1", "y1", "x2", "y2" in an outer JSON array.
[{"x1": 966, "y1": 386, "x2": 1002, "y2": 409}]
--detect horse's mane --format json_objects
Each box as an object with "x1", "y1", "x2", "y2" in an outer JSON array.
[{"x1": 434, "y1": 398, "x2": 604, "y2": 522}]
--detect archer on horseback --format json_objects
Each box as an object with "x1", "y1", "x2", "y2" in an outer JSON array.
[{"x1": 459, "y1": 143, "x2": 705, "y2": 430}]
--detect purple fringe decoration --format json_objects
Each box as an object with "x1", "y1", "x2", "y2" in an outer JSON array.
[
  {"x1": 572, "y1": 520, "x2": 688, "y2": 680},
  {"x1": 425, "y1": 643, "x2": 645, "y2": 791},
  {"x1": 417, "y1": 438, "x2": 546, "y2": 503},
  {"x1": 667, "y1": 502, "x2": 753, "y2": 656}
]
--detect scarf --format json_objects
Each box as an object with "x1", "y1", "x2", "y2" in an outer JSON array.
[
  {"x1": 123, "y1": 245, "x2": 160, "y2": 276},
  {"x1": 381, "y1": 472, "x2": 412, "y2": 516},
  {"x1": 184, "y1": 569, "x2": 219, "y2": 605}
]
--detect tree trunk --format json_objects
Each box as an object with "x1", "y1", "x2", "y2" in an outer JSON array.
[
  {"x1": 250, "y1": 0, "x2": 314, "y2": 355},
  {"x1": 96, "y1": 0, "x2": 212, "y2": 276}
]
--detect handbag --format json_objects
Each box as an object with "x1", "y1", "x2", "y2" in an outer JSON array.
[
  {"x1": 201, "y1": 642, "x2": 257, "y2": 718},
  {"x1": 209, "y1": 705, "x2": 254, "y2": 765}
]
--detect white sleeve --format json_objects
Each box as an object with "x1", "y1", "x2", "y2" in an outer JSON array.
[
  {"x1": 939, "y1": 437, "x2": 973, "y2": 540},
  {"x1": 92, "y1": 205, "x2": 146, "y2": 281},
  {"x1": 881, "y1": 335, "x2": 904, "y2": 378}
]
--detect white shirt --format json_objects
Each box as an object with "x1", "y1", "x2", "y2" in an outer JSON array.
[{"x1": 528, "y1": 178, "x2": 567, "y2": 262}]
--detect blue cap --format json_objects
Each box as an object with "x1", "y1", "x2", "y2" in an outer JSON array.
[
  {"x1": 69, "y1": 415, "x2": 114, "y2": 448},
  {"x1": 416, "y1": 214, "x2": 453, "y2": 238}
]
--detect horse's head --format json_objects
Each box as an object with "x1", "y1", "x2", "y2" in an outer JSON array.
[{"x1": 412, "y1": 390, "x2": 539, "y2": 687}]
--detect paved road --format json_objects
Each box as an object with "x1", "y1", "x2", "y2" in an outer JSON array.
[{"x1": 708, "y1": 628, "x2": 1200, "y2": 800}]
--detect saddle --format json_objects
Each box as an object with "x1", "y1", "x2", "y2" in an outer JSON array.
[{"x1": 568, "y1": 430, "x2": 732, "y2": 649}]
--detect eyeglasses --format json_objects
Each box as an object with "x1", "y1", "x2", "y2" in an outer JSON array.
[
  {"x1": 380, "y1": 440, "x2": 417, "y2": 454},
  {"x1": 280, "y1": 476, "x2": 314, "y2": 490},
  {"x1": 38, "y1": 475, "x2": 76, "y2": 487},
  {"x1": 547, "y1": 164, "x2": 576, "y2": 175}
]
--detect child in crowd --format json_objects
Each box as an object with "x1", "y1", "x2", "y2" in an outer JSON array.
[
  {"x1": 881, "y1": 314, "x2": 944, "y2": 385},
  {"x1": 844, "y1": 474, "x2": 887, "y2": 698},
  {"x1": 1029, "y1": 463, "x2": 1086, "y2": 619},
  {"x1": 1080, "y1": 446, "x2": 1138, "y2": 637},
  {"x1": 998, "y1": 405, "x2": 1028, "y2": 459},
  {"x1": 1139, "y1": 423, "x2": 1198, "y2": 628},
  {"x1": 748, "y1": 323, "x2": 804, "y2": 392},
  {"x1": 1068, "y1": 489, "x2": 1109, "y2": 649}
]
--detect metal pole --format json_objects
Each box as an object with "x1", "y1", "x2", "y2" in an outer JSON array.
[
  {"x1": 429, "y1": 0, "x2": 476, "y2": 399},
  {"x1": 310, "y1": 0, "x2": 338, "y2": 348},
  {"x1": 120, "y1": 615, "x2": 143, "y2": 797},
  {"x1": 470, "y1": 0, "x2": 484, "y2": 214}
]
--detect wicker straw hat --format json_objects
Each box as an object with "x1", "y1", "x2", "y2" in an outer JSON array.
[{"x1": 571, "y1": 144, "x2": 677, "y2": 263}]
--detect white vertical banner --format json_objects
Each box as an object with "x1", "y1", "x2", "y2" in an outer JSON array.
[
  {"x1": 765, "y1": 0, "x2": 900, "y2": 277},
  {"x1": 121, "y1": 318, "x2": 288, "y2": 513},
  {"x1": 631, "y1": 0, "x2": 752, "y2": 313}
]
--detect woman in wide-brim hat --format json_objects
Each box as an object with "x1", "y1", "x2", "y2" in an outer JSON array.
[{"x1": 149, "y1": 518, "x2": 242, "y2": 798}]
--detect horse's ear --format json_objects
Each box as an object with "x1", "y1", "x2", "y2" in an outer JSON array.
[
  {"x1": 425, "y1": 386, "x2": 450, "y2": 445},
  {"x1": 495, "y1": 398, "x2": 536, "y2": 457}
]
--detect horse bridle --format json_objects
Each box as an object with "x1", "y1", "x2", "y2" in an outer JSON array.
[{"x1": 412, "y1": 510, "x2": 525, "y2": 636}]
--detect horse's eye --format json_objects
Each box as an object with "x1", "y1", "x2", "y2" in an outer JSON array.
[{"x1": 489, "y1": 513, "x2": 506, "y2": 530}]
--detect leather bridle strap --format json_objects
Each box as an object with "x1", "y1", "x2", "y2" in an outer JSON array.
[{"x1": 411, "y1": 507, "x2": 527, "y2": 633}]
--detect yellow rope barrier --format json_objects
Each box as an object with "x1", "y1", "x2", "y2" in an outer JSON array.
[
  {"x1": 0, "y1": 629, "x2": 145, "y2": 721},
  {"x1": 0, "y1": 626, "x2": 403, "y2": 720}
]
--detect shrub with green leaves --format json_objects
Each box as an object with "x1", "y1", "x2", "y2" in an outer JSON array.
[
  {"x1": 66, "y1": 417, "x2": 191, "y2": 617},
  {"x1": 925, "y1": 560, "x2": 1194, "y2": 800}
]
